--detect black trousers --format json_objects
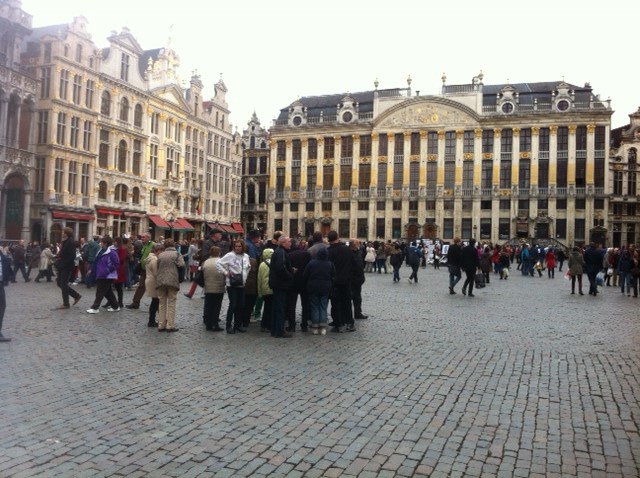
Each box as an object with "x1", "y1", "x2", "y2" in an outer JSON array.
[
  {"x1": 90, "y1": 279, "x2": 118, "y2": 309},
  {"x1": 351, "y1": 282, "x2": 363, "y2": 317},
  {"x1": 0, "y1": 284, "x2": 5, "y2": 332},
  {"x1": 330, "y1": 284, "x2": 353, "y2": 328},
  {"x1": 203, "y1": 293, "x2": 223, "y2": 329},
  {"x1": 57, "y1": 268, "x2": 80, "y2": 306},
  {"x1": 462, "y1": 269, "x2": 476, "y2": 295}
]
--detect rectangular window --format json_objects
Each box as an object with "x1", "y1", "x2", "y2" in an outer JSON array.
[
  {"x1": 538, "y1": 159, "x2": 549, "y2": 187},
  {"x1": 410, "y1": 132, "x2": 420, "y2": 155},
  {"x1": 37, "y1": 111, "x2": 48, "y2": 144},
  {"x1": 499, "y1": 219, "x2": 511, "y2": 240},
  {"x1": 557, "y1": 126, "x2": 569, "y2": 151},
  {"x1": 501, "y1": 128, "x2": 513, "y2": 152},
  {"x1": 341, "y1": 136, "x2": 353, "y2": 159},
  {"x1": 556, "y1": 218, "x2": 566, "y2": 239},
  {"x1": 68, "y1": 161, "x2": 77, "y2": 195},
  {"x1": 426, "y1": 162, "x2": 436, "y2": 190},
  {"x1": 132, "y1": 140, "x2": 142, "y2": 176},
  {"x1": 393, "y1": 159, "x2": 403, "y2": 189},
  {"x1": 482, "y1": 129, "x2": 494, "y2": 154},
  {"x1": 444, "y1": 131, "x2": 456, "y2": 159},
  {"x1": 207, "y1": 132, "x2": 213, "y2": 155},
  {"x1": 85, "y1": 79, "x2": 94, "y2": 108},
  {"x1": 81, "y1": 163, "x2": 89, "y2": 197},
  {"x1": 443, "y1": 218, "x2": 453, "y2": 239},
  {"x1": 594, "y1": 126, "x2": 606, "y2": 151},
  {"x1": 72, "y1": 74, "x2": 82, "y2": 104},
  {"x1": 557, "y1": 158, "x2": 568, "y2": 187},
  {"x1": 539, "y1": 127, "x2": 550, "y2": 152},
  {"x1": 519, "y1": 128, "x2": 531, "y2": 152},
  {"x1": 613, "y1": 171, "x2": 623, "y2": 195},
  {"x1": 377, "y1": 163, "x2": 387, "y2": 190},
  {"x1": 99, "y1": 129, "x2": 109, "y2": 168},
  {"x1": 359, "y1": 164, "x2": 371, "y2": 188},
  {"x1": 427, "y1": 131, "x2": 438, "y2": 155},
  {"x1": 150, "y1": 113, "x2": 159, "y2": 134},
  {"x1": 59, "y1": 69, "x2": 69, "y2": 100},
  {"x1": 500, "y1": 160, "x2": 511, "y2": 188},
  {"x1": 150, "y1": 143, "x2": 158, "y2": 180},
  {"x1": 308, "y1": 138, "x2": 317, "y2": 159},
  {"x1": 120, "y1": 53, "x2": 130, "y2": 81},
  {"x1": 323, "y1": 165, "x2": 333, "y2": 189},
  {"x1": 56, "y1": 112, "x2": 66, "y2": 144},
  {"x1": 338, "y1": 219, "x2": 349, "y2": 239},
  {"x1": 307, "y1": 166, "x2": 316, "y2": 189},
  {"x1": 628, "y1": 172, "x2": 637, "y2": 196},
  {"x1": 538, "y1": 199, "x2": 548, "y2": 210},
  {"x1": 461, "y1": 218, "x2": 472, "y2": 239},
  {"x1": 481, "y1": 160, "x2": 492, "y2": 188},
  {"x1": 340, "y1": 165, "x2": 352, "y2": 191},
  {"x1": 462, "y1": 161, "x2": 473, "y2": 188},
  {"x1": 276, "y1": 140, "x2": 286, "y2": 161},
  {"x1": 357, "y1": 218, "x2": 368, "y2": 237},
  {"x1": 409, "y1": 162, "x2": 419, "y2": 190},
  {"x1": 378, "y1": 134, "x2": 388, "y2": 156},
  {"x1": 40, "y1": 67, "x2": 51, "y2": 99},
  {"x1": 444, "y1": 162, "x2": 455, "y2": 189},
  {"x1": 291, "y1": 165, "x2": 300, "y2": 191},
  {"x1": 376, "y1": 217, "x2": 385, "y2": 238},
  {"x1": 69, "y1": 116, "x2": 80, "y2": 148},
  {"x1": 480, "y1": 219, "x2": 492, "y2": 240},
  {"x1": 576, "y1": 126, "x2": 587, "y2": 151},
  {"x1": 360, "y1": 134, "x2": 372, "y2": 157},
  {"x1": 594, "y1": 157, "x2": 605, "y2": 188},
  {"x1": 574, "y1": 218, "x2": 585, "y2": 240},
  {"x1": 54, "y1": 157, "x2": 64, "y2": 192},
  {"x1": 499, "y1": 199, "x2": 510, "y2": 210},
  {"x1": 35, "y1": 157, "x2": 46, "y2": 193},
  {"x1": 519, "y1": 159, "x2": 530, "y2": 189},
  {"x1": 324, "y1": 137, "x2": 335, "y2": 159},
  {"x1": 392, "y1": 218, "x2": 401, "y2": 239},
  {"x1": 292, "y1": 139, "x2": 302, "y2": 161},
  {"x1": 463, "y1": 130, "x2": 474, "y2": 154},
  {"x1": 576, "y1": 156, "x2": 586, "y2": 187}
]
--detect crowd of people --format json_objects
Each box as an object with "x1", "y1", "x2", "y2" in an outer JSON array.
[{"x1": 0, "y1": 228, "x2": 637, "y2": 342}]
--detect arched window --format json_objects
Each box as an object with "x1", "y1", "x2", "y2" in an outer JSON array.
[
  {"x1": 114, "y1": 184, "x2": 128, "y2": 203},
  {"x1": 101, "y1": 90, "x2": 111, "y2": 116},
  {"x1": 98, "y1": 181, "x2": 107, "y2": 200},
  {"x1": 134, "y1": 104, "x2": 143, "y2": 127},
  {"x1": 119, "y1": 97, "x2": 129, "y2": 122},
  {"x1": 117, "y1": 139, "x2": 128, "y2": 172},
  {"x1": 132, "y1": 187, "x2": 140, "y2": 205},
  {"x1": 250, "y1": 136, "x2": 255, "y2": 149},
  {"x1": 629, "y1": 148, "x2": 637, "y2": 164},
  {"x1": 75, "y1": 44, "x2": 82, "y2": 63}
]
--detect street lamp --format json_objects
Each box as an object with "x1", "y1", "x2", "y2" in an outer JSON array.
[{"x1": 165, "y1": 210, "x2": 176, "y2": 241}]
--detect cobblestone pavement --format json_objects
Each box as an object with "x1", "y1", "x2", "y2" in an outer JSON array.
[{"x1": 1, "y1": 264, "x2": 639, "y2": 477}]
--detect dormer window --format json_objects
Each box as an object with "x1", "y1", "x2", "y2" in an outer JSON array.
[{"x1": 120, "y1": 53, "x2": 130, "y2": 82}]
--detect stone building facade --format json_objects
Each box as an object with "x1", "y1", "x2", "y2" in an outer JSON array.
[
  {"x1": 266, "y1": 74, "x2": 612, "y2": 246},
  {"x1": 0, "y1": 0, "x2": 37, "y2": 241},
  {"x1": 9, "y1": 1, "x2": 242, "y2": 244},
  {"x1": 240, "y1": 112, "x2": 269, "y2": 236}
]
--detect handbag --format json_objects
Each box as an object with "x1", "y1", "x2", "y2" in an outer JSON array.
[
  {"x1": 596, "y1": 271, "x2": 605, "y2": 286},
  {"x1": 194, "y1": 268, "x2": 205, "y2": 287},
  {"x1": 607, "y1": 267, "x2": 614, "y2": 276},
  {"x1": 229, "y1": 272, "x2": 243, "y2": 287}
]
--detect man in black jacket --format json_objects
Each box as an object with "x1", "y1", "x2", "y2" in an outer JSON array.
[
  {"x1": 55, "y1": 227, "x2": 82, "y2": 309},
  {"x1": 350, "y1": 239, "x2": 368, "y2": 320},
  {"x1": 0, "y1": 249, "x2": 13, "y2": 341},
  {"x1": 327, "y1": 231, "x2": 355, "y2": 332},
  {"x1": 268, "y1": 236, "x2": 294, "y2": 338},
  {"x1": 287, "y1": 241, "x2": 311, "y2": 331},
  {"x1": 447, "y1": 237, "x2": 463, "y2": 294},
  {"x1": 461, "y1": 238, "x2": 480, "y2": 297}
]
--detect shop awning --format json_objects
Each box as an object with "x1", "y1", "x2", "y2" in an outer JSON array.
[
  {"x1": 232, "y1": 222, "x2": 244, "y2": 234},
  {"x1": 124, "y1": 212, "x2": 146, "y2": 218},
  {"x1": 147, "y1": 214, "x2": 170, "y2": 228},
  {"x1": 172, "y1": 218, "x2": 195, "y2": 231},
  {"x1": 96, "y1": 208, "x2": 123, "y2": 216},
  {"x1": 52, "y1": 210, "x2": 95, "y2": 221}
]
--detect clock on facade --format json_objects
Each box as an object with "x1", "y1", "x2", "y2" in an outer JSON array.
[
  {"x1": 556, "y1": 99, "x2": 570, "y2": 111},
  {"x1": 292, "y1": 116, "x2": 302, "y2": 126},
  {"x1": 342, "y1": 111, "x2": 353, "y2": 123}
]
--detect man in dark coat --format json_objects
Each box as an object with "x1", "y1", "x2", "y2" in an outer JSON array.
[
  {"x1": 461, "y1": 238, "x2": 480, "y2": 297},
  {"x1": 268, "y1": 235, "x2": 294, "y2": 338},
  {"x1": 286, "y1": 241, "x2": 311, "y2": 331},
  {"x1": 447, "y1": 237, "x2": 463, "y2": 294},
  {"x1": 10, "y1": 240, "x2": 30, "y2": 282},
  {"x1": 0, "y1": 249, "x2": 13, "y2": 341},
  {"x1": 327, "y1": 230, "x2": 355, "y2": 332},
  {"x1": 350, "y1": 239, "x2": 368, "y2": 320},
  {"x1": 55, "y1": 227, "x2": 82, "y2": 309},
  {"x1": 584, "y1": 242, "x2": 605, "y2": 296}
]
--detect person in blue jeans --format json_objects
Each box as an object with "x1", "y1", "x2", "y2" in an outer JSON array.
[{"x1": 303, "y1": 247, "x2": 335, "y2": 335}]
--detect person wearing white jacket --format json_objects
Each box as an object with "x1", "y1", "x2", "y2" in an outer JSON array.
[{"x1": 216, "y1": 239, "x2": 250, "y2": 334}]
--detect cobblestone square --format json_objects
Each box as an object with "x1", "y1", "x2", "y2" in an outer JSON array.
[{"x1": 1, "y1": 265, "x2": 639, "y2": 477}]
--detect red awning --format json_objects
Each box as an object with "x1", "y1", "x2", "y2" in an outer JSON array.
[
  {"x1": 147, "y1": 214, "x2": 170, "y2": 228},
  {"x1": 232, "y1": 222, "x2": 244, "y2": 234},
  {"x1": 173, "y1": 218, "x2": 195, "y2": 231},
  {"x1": 96, "y1": 208, "x2": 123, "y2": 216},
  {"x1": 52, "y1": 211, "x2": 95, "y2": 221},
  {"x1": 220, "y1": 224, "x2": 236, "y2": 233},
  {"x1": 124, "y1": 212, "x2": 146, "y2": 218}
]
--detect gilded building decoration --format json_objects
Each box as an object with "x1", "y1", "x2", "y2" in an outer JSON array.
[
  {"x1": 474, "y1": 128, "x2": 483, "y2": 138},
  {"x1": 456, "y1": 130, "x2": 464, "y2": 139},
  {"x1": 549, "y1": 126, "x2": 557, "y2": 135},
  {"x1": 307, "y1": 159, "x2": 317, "y2": 166},
  {"x1": 427, "y1": 154, "x2": 437, "y2": 161},
  {"x1": 378, "y1": 104, "x2": 474, "y2": 129},
  {"x1": 437, "y1": 130, "x2": 445, "y2": 139},
  {"x1": 323, "y1": 158, "x2": 334, "y2": 165},
  {"x1": 463, "y1": 153, "x2": 474, "y2": 160},
  {"x1": 410, "y1": 155, "x2": 420, "y2": 162},
  {"x1": 359, "y1": 157, "x2": 370, "y2": 164},
  {"x1": 520, "y1": 152, "x2": 530, "y2": 159},
  {"x1": 276, "y1": 161, "x2": 285, "y2": 168},
  {"x1": 482, "y1": 153, "x2": 493, "y2": 160},
  {"x1": 532, "y1": 126, "x2": 540, "y2": 136},
  {"x1": 568, "y1": 125, "x2": 576, "y2": 134},
  {"x1": 493, "y1": 128, "x2": 501, "y2": 138},
  {"x1": 587, "y1": 124, "x2": 595, "y2": 133},
  {"x1": 420, "y1": 131, "x2": 427, "y2": 139},
  {"x1": 513, "y1": 128, "x2": 520, "y2": 137},
  {"x1": 378, "y1": 156, "x2": 388, "y2": 163}
]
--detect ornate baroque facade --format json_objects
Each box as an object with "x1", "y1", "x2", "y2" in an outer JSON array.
[
  {"x1": 240, "y1": 112, "x2": 269, "y2": 236},
  {"x1": 4, "y1": 1, "x2": 242, "y2": 244},
  {"x1": 609, "y1": 107, "x2": 640, "y2": 248},
  {"x1": 267, "y1": 74, "x2": 612, "y2": 246},
  {"x1": 0, "y1": 0, "x2": 37, "y2": 241}
]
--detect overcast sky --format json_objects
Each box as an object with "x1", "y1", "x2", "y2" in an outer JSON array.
[{"x1": 23, "y1": 0, "x2": 639, "y2": 131}]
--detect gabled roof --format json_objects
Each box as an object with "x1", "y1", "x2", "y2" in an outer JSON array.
[{"x1": 276, "y1": 90, "x2": 377, "y2": 121}]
